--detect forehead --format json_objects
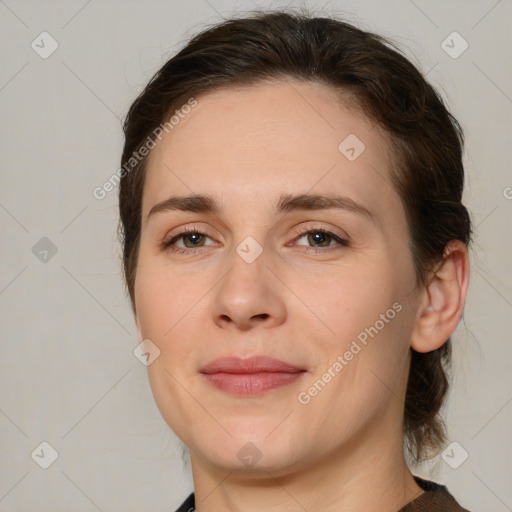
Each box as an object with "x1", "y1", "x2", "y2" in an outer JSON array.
[{"x1": 142, "y1": 79, "x2": 400, "y2": 224}]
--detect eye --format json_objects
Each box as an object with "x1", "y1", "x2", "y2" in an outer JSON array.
[
  {"x1": 161, "y1": 225, "x2": 349, "y2": 255},
  {"x1": 161, "y1": 226, "x2": 217, "y2": 254},
  {"x1": 292, "y1": 226, "x2": 349, "y2": 253}
]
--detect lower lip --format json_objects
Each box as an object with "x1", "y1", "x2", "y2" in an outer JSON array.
[{"x1": 202, "y1": 372, "x2": 305, "y2": 396}]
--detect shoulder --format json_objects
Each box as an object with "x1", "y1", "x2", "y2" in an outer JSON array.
[
  {"x1": 399, "y1": 475, "x2": 471, "y2": 512},
  {"x1": 173, "y1": 492, "x2": 195, "y2": 512},
  {"x1": 174, "y1": 480, "x2": 472, "y2": 512}
]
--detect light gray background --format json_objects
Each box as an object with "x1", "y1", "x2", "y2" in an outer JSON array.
[{"x1": 0, "y1": 0, "x2": 511, "y2": 510}]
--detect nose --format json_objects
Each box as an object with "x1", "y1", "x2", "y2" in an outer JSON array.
[{"x1": 211, "y1": 251, "x2": 287, "y2": 332}]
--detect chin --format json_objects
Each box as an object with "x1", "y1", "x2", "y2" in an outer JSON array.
[{"x1": 193, "y1": 436, "x2": 305, "y2": 475}]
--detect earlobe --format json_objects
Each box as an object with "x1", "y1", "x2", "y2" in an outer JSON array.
[{"x1": 410, "y1": 240, "x2": 470, "y2": 353}]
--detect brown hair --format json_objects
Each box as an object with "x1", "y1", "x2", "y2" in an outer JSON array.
[{"x1": 118, "y1": 9, "x2": 471, "y2": 464}]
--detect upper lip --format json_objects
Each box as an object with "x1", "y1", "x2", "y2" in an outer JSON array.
[{"x1": 200, "y1": 356, "x2": 306, "y2": 374}]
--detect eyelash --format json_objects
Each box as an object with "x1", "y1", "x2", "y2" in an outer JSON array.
[{"x1": 161, "y1": 225, "x2": 349, "y2": 255}]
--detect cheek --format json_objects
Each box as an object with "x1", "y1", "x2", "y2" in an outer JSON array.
[
  {"x1": 292, "y1": 261, "x2": 403, "y2": 342},
  {"x1": 134, "y1": 260, "x2": 214, "y2": 398},
  {"x1": 134, "y1": 264, "x2": 205, "y2": 430},
  {"x1": 135, "y1": 261, "x2": 199, "y2": 339},
  {"x1": 295, "y1": 259, "x2": 413, "y2": 401}
]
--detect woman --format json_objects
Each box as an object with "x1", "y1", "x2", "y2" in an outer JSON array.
[{"x1": 118, "y1": 9, "x2": 471, "y2": 512}]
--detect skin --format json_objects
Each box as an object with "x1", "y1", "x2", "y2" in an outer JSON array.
[{"x1": 133, "y1": 79, "x2": 470, "y2": 512}]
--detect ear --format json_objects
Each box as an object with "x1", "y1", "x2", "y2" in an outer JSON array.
[{"x1": 410, "y1": 240, "x2": 470, "y2": 353}]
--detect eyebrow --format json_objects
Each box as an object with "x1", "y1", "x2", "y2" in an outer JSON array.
[{"x1": 147, "y1": 192, "x2": 374, "y2": 220}]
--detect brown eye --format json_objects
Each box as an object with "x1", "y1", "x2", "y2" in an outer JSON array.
[
  {"x1": 294, "y1": 227, "x2": 349, "y2": 251},
  {"x1": 162, "y1": 228, "x2": 216, "y2": 254},
  {"x1": 178, "y1": 232, "x2": 206, "y2": 248}
]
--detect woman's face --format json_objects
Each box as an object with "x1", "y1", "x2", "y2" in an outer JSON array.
[{"x1": 134, "y1": 80, "x2": 422, "y2": 473}]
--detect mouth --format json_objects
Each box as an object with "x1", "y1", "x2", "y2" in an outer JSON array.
[{"x1": 199, "y1": 355, "x2": 307, "y2": 396}]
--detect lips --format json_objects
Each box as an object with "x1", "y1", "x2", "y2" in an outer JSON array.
[
  {"x1": 200, "y1": 356, "x2": 306, "y2": 396},
  {"x1": 200, "y1": 355, "x2": 305, "y2": 374}
]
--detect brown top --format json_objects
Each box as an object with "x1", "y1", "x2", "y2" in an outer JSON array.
[
  {"x1": 399, "y1": 475, "x2": 470, "y2": 511},
  {"x1": 174, "y1": 475, "x2": 470, "y2": 511}
]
